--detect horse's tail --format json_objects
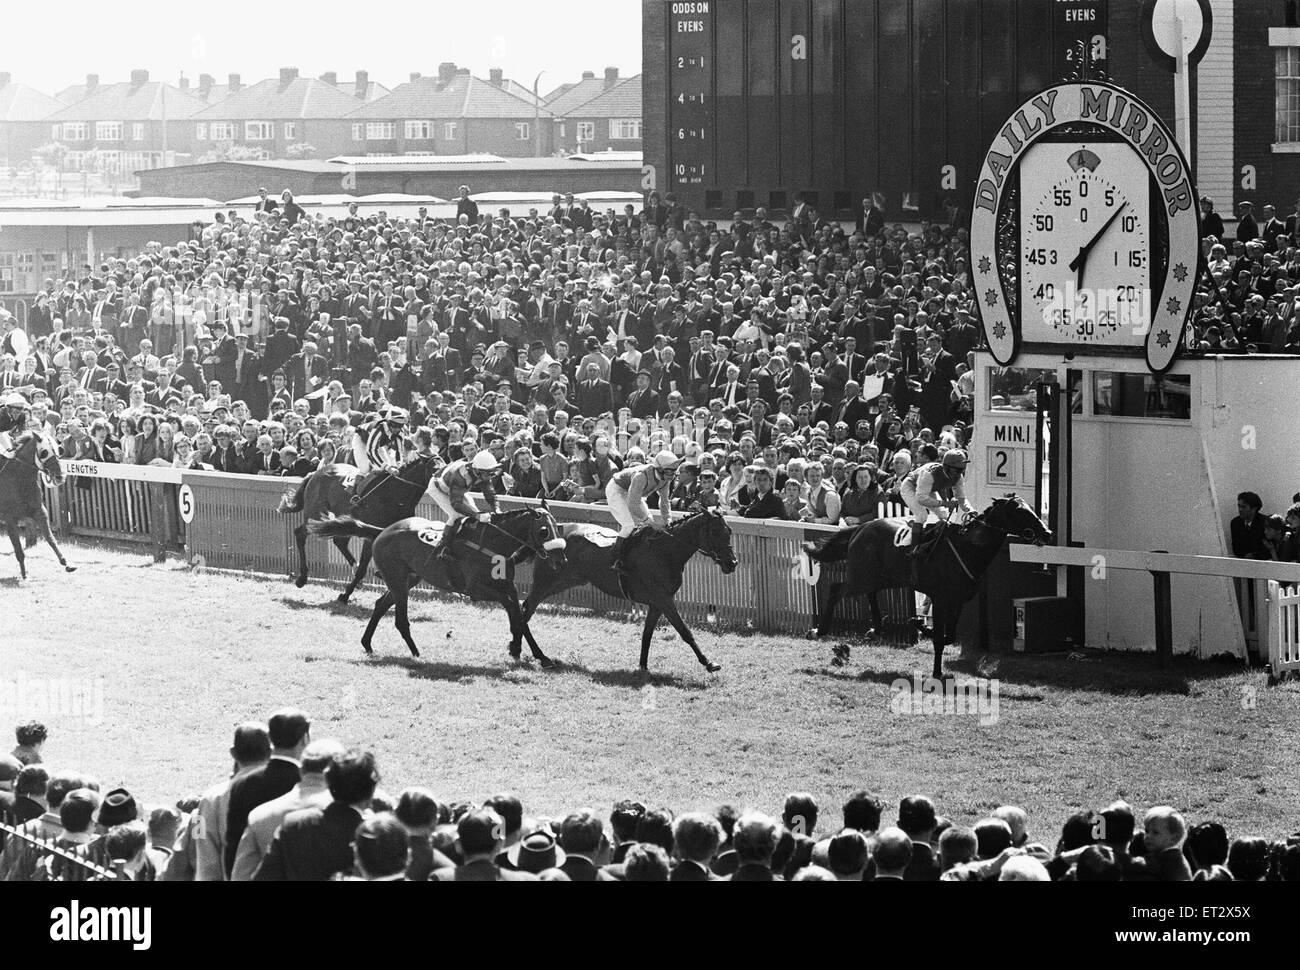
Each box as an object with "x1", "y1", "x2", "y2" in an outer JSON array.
[
  {"x1": 308, "y1": 515, "x2": 384, "y2": 542},
  {"x1": 277, "y1": 475, "x2": 308, "y2": 514},
  {"x1": 802, "y1": 527, "x2": 856, "y2": 564}
]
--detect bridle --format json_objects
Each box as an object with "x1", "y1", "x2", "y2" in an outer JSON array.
[{"x1": 657, "y1": 510, "x2": 737, "y2": 566}]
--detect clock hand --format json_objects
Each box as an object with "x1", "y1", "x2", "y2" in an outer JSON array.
[{"x1": 1067, "y1": 201, "x2": 1129, "y2": 289}]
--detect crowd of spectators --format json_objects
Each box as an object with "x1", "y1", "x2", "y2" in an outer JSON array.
[
  {"x1": 1, "y1": 717, "x2": 1295, "y2": 882},
  {"x1": 0, "y1": 185, "x2": 980, "y2": 524}
]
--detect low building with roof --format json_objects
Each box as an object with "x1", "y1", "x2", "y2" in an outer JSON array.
[
  {"x1": 0, "y1": 73, "x2": 65, "y2": 167},
  {"x1": 133, "y1": 152, "x2": 645, "y2": 201}
]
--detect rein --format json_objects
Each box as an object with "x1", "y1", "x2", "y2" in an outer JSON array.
[
  {"x1": 651, "y1": 511, "x2": 731, "y2": 565},
  {"x1": 468, "y1": 510, "x2": 562, "y2": 562}
]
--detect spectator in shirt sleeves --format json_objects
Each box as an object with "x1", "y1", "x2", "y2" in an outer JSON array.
[{"x1": 1230, "y1": 491, "x2": 1267, "y2": 559}]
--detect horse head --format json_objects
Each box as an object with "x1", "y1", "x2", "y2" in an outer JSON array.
[
  {"x1": 532, "y1": 497, "x2": 567, "y2": 568},
  {"x1": 680, "y1": 505, "x2": 739, "y2": 573},
  {"x1": 17, "y1": 432, "x2": 63, "y2": 487},
  {"x1": 981, "y1": 493, "x2": 1052, "y2": 545}
]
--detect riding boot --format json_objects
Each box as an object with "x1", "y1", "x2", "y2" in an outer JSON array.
[{"x1": 437, "y1": 521, "x2": 460, "y2": 564}]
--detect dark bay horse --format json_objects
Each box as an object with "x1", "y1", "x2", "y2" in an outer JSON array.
[
  {"x1": 279, "y1": 455, "x2": 440, "y2": 602},
  {"x1": 309, "y1": 505, "x2": 567, "y2": 662},
  {"x1": 802, "y1": 494, "x2": 1052, "y2": 678},
  {"x1": 520, "y1": 507, "x2": 739, "y2": 673},
  {"x1": 0, "y1": 431, "x2": 76, "y2": 578}
]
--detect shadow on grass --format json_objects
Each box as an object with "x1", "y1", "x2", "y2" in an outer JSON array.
[
  {"x1": 343, "y1": 653, "x2": 516, "y2": 684},
  {"x1": 275, "y1": 594, "x2": 378, "y2": 620},
  {"x1": 799, "y1": 645, "x2": 1253, "y2": 697},
  {"x1": 545, "y1": 659, "x2": 712, "y2": 691}
]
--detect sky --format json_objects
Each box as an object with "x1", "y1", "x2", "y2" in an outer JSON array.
[{"x1": 4, "y1": 0, "x2": 643, "y2": 96}]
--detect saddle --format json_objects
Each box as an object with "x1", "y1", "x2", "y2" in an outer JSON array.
[{"x1": 350, "y1": 470, "x2": 387, "y2": 507}]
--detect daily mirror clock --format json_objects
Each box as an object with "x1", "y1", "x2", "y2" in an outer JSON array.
[{"x1": 970, "y1": 80, "x2": 1201, "y2": 373}]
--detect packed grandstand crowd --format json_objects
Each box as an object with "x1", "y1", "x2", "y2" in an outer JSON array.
[
  {"x1": 0, "y1": 186, "x2": 1291, "y2": 522},
  {"x1": 2, "y1": 716, "x2": 1295, "y2": 881}
]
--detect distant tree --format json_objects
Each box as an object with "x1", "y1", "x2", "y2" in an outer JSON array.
[
  {"x1": 33, "y1": 142, "x2": 69, "y2": 170},
  {"x1": 284, "y1": 142, "x2": 318, "y2": 160}
]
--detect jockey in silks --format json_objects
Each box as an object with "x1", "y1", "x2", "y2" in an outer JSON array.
[
  {"x1": 428, "y1": 449, "x2": 501, "y2": 564},
  {"x1": 351, "y1": 405, "x2": 408, "y2": 505},
  {"x1": 605, "y1": 450, "x2": 682, "y2": 577},
  {"x1": 0, "y1": 392, "x2": 31, "y2": 461},
  {"x1": 899, "y1": 448, "x2": 974, "y2": 556}
]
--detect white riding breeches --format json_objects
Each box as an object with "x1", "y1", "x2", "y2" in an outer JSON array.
[
  {"x1": 899, "y1": 480, "x2": 948, "y2": 536},
  {"x1": 430, "y1": 483, "x2": 470, "y2": 524},
  {"x1": 605, "y1": 479, "x2": 651, "y2": 536}
]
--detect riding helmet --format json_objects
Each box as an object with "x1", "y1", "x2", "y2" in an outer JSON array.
[
  {"x1": 942, "y1": 449, "x2": 969, "y2": 469},
  {"x1": 653, "y1": 450, "x2": 683, "y2": 470},
  {"x1": 471, "y1": 450, "x2": 499, "y2": 472}
]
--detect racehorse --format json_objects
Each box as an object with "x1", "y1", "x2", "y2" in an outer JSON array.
[
  {"x1": 309, "y1": 504, "x2": 567, "y2": 662},
  {"x1": 0, "y1": 431, "x2": 76, "y2": 578},
  {"x1": 519, "y1": 506, "x2": 739, "y2": 673},
  {"x1": 801, "y1": 494, "x2": 1052, "y2": 679},
  {"x1": 279, "y1": 455, "x2": 440, "y2": 602}
]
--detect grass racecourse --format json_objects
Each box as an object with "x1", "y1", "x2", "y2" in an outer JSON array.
[{"x1": 4, "y1": 539, "x2": 1299, "y2": 839}]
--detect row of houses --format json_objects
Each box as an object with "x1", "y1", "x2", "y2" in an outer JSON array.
[{"x1": 0, "y1": 63, "x2": 641, "y2": 174}]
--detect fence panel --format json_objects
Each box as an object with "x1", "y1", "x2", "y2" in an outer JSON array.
[{"x1": 1268, "y1": 580, "x2": 1300, "y2": 677}]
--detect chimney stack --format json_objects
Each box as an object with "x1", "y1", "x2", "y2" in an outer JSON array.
[
  {"x1": 198, "y1": 73, "x2": 214, "y2": 96},
  {"x1": 279, "y1": 67, "x2": 298, "y2": 85},
  {"x1": 228, "y1": 73, "x2": 242, "y2": 93},
  {"x1": 604, "y1": 66, "x2": 620, "y2": 86},
  {"x1": 438, "y1": 62, "x2": 457, "y2": 83},
  {"x1": 409, "y1": 72, "x2": 422, "y2": 82},
  {"x1": 86, "y1": 73, "x2": 99, "y2": 93},
  {"x1": 582, "y1": 71, "x2": 595, "y2": 80},
  {"x1": 0, "y1": 73, "x2": 11, "y2": 88},
  {"x1": 178, "y1": 75, "x2": 190, "y2": 91},
  {"x1": 130, "y1": 69, "x2": 149, "y2": 86},
  {"x1": 489, "y1": 68, "x2": 504, "y2": 85},
  {"x1": 320, "y1": 71, "x2": 338, "y2": 86},
  {"x1": 354, "y1": 70, "x2": 369, "y2": 98}
]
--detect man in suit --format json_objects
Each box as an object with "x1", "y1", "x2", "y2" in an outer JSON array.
[
  {"x1": 231, "y1": 334, "x2": 264, "y2": 415},
  {"x1": 262, "y1": 317, "x2": 301, "y2": 377},
  {"x1": 735, "y1": 398, "x2": 775, "y2": 448},
  {"x1": 254, "y1": 748, "x2": 378, "y2": 881},
  {"x1": 670, "y1": 812, "x2": 724, "y2": 881},
  {"x1": 420, "y1": 332, "x2": 462, "y2": 394},
  {"x1": 557, "y1": 810, "x2": 605, "y2": 881},
  {"x1": 210, "y1": 426, "x2": 241, "y2": 472},
  {"x1": 370, "y1": 282, "x2": 405, "y2": 346},
  {"x1": 626, "y1": 369, "x2": 660, "y2": 420},
  {"x1": 118, "y1": 293, "x2": 149, "y2": 355},
  {"x1": 716, "y1": 363, "x2": 744, "y2": 410},
  {"x1": 191, "y1": 723, "x2": 271, "y2": 881},
  {"x1": 831, "y1": 381, "x2": 873, "y2": 432},
  {"x1": 286, "y1": 341, "x2": 328, "y2": 404},
  {"x1": 725, "y1": 812, "x2": 782, "y2": 881},
  {"x1": 575, "y1": 361, "x2": 614, "y2": 418},
  {"x1": 203, "y1": 321, "x2": 238, "y2": 392},
  {"x1": 75, "y1": 352, "x2": 107, "y2": 393},
  {"x1": 230, "y1": 738, "x2": 342, "y2": 880},
  {"x1": 345, "y1": 324, "x2": 379, "y2": 390},
  {"x1": 841, "y1": 336, "x2": 869, "y2": 387},
  {"x1": 808, "y1": 384, "x2": 833, "y2": 428},
  {"x1": 872, "y1": 827, "x2": 913, "y2": 881},
  {"x1": 918, "y1": 334, "x2": 958, "y2": 432},
  {"x1": 898, "y1": 795, "x2": 942, "y2": 881},
  {"x1": 520, "y1": 282, "x2": 552, "y2": 337},
  {"x1": 431, "y1": 807, "x2": 538, "y2": 881},
  {"x1": 224, "y1": 708, "x2": 311, "y2": 877}
]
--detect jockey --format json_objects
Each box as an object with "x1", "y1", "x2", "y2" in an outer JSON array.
[
  {"x1": 351, "y1": 405, "x2": 408, "y2": 505},
  {"x1": 605, "y1": 449, "x2": 682, "y2": 575},
  {"x1": 899, "y1": 449, "x2": 974, "y2": 555},
  {"x1": 353, "y1": 405, "x2": 408, "y2": 474},
  {"x1": 428, "y1": 449, "x2": 501, "y2": 563},
  {"x1": 0, "y1": 392, "x2": 30, "y2": 460}
]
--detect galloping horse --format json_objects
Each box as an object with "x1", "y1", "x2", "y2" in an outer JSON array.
[
  {"x1": 519, "y1": 507, "x2": 739, "y2": 673},
  {"x1": 279, "y1": 455, "x2": 440, "y2": 602},
  {"x1": 802, "y1": 494, "x2": 1052, "y2": 678},
  {"x1": 0, "y1": 431, "x2": 76, "y2": 578},
  {"x1": 309, "y1": 504, "x2": 567, "y2": 662}
]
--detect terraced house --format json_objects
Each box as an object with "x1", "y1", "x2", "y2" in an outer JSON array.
[
  {"x1": 191, "y1": 68, "x2": 388, "y2": 161},
  {"x1": 344, "y1": 62, "x2": 555, "y2": 157},
  {"x1": 545, "y1": 68, "x2": 643, "y2": 155},
  {"x1": 42, "y1": 70, "x2": 207, "y2": 174}
]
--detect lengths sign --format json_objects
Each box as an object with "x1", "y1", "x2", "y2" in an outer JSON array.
[{"x1": 970, "y1": 80, "x2": 1200, "y2": 373}]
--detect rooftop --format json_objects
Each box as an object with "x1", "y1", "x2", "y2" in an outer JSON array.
[
  {"x1": 544, "y1": 68, "x2": 627, "y2": 116},
  {"x1": 348, "y1": 68, "x2": 549, "y2": 120},
  {"x1": 564, "y1": 75, "x2": 642, "y2": 119},
  {"x1": 48, "y1": 73, "x2": 209, "y2": 122},
  {"x1": 194, "y1": 70, "x2": 388, "y2": 120}
]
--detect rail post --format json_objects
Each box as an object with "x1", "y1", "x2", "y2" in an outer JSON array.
[{"x1": 1150, "y1": 550, "x2": 1172, "y2": 668}]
